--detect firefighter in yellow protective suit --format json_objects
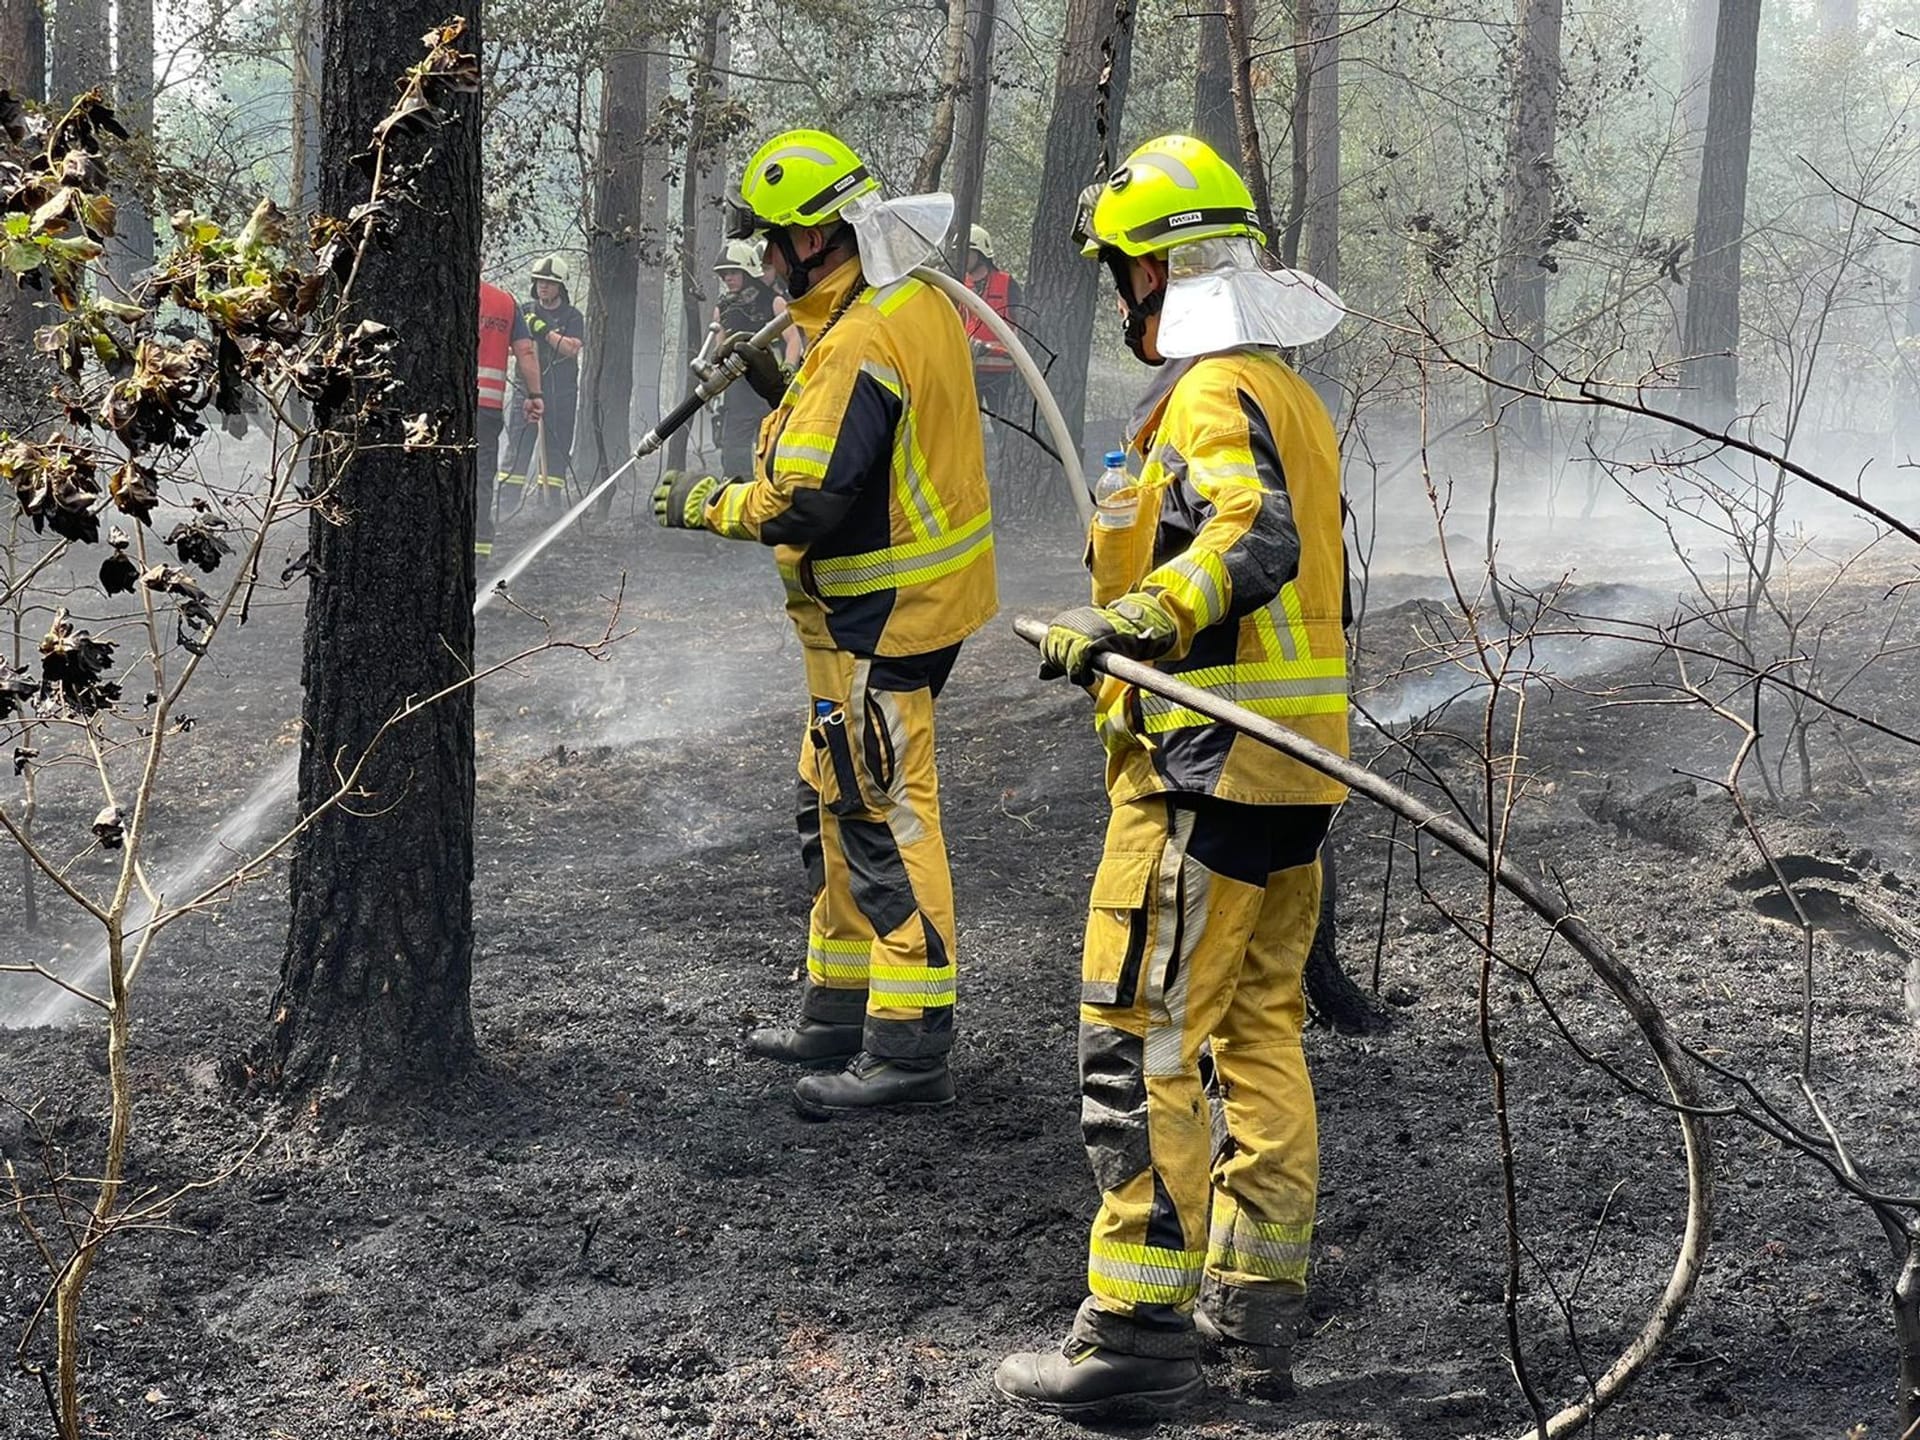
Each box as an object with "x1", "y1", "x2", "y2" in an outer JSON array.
[
  {"x1": 652, "y1": 129, "x2": 997, "y2": 1118},
  {"x1": 995, "y1": 135, "x2": 1349, "y2": 1415}
]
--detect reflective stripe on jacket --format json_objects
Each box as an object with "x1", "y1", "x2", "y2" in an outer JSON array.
[
  {"x1": 704, "y1": 257, "x2": 997, "y2": 657},
  {"x1": 1088, "y1": 348, "x2": 1349, "y2": 807}
]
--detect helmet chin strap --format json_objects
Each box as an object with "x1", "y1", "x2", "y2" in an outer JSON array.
[
  {"x1": 1104, "y1": 250, "x2": 1167, "y2": 367},
  {"x1": 771, "y1": 224, "x2": 849, "y2": 300}
]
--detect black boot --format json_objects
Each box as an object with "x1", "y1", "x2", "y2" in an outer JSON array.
[
  {"x1": 743, "y1": 1018, "x2": 863, "y2": 1066},
  {"x1": 1196, "y1": 1307, "x2": 1295, "y2": 1400},
  {"x1": 994, "y1": 1341, "x2": 1203, "y2": 1416},
  {"x1": 790, "y1": 1053, "x2": 955, "y2": 1118}
]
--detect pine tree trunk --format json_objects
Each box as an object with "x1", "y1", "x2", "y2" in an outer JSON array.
[
  {"x1": 1020, "y1": 0, "x2": 1136, "y2": 480},
  {"x1": 1682, "y1": 0, "x2": 1761, "y2": 428},
  {"x1": 1191, "y1": 12, "x2": 1236, "y2": 157},
  {"x1": 915, "y1": 0, "x2": 970, "y2": 194},
  {"x1": 1223, "y1": 0, "x2": 1276, "y2": 240},
  {"x1": 945, "y1": 0, "x2": 998, "y2": 273},
  {"x1": 583, "y1": 6, "x2": 648, "y2": 485},
  {"x1": 289, "y1": 0, "x2": 323, "y2": 212},
  {"x1": 1493, "y1": 0, "x2": 1563, "y2": 446},
  {"x1": 1303, "y1": 1, "x2": 1341, "y2": 288},
  {"x1": 111, "y1": 0, "x2": 154, "y2": 285},
  {"x1": 666, "y1": 10, "x2": 727, "y2": 473},
  {"x1": 1, "y1": 0, "x2": 47, "y2": 426},
  {"x1": 632, "y1": 50, "x2": 672, "y2": 426},
  {"x1": 269, "y1": 1, "x2": 482, "y2": 1106},
  {"x1": 50, "y1": 0, "x2": 108, "y2": 102}
]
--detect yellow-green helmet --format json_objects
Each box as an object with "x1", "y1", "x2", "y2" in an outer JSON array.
[
  {"x1": 1075, "y1": 135, "x2": 1265, "y2": 258},
  {"x1": 726, "y1": 129, "x2": 879, "y2": 239}
]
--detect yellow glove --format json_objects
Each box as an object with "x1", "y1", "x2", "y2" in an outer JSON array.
[
  {"x1": 1038, "y1": 592, "x2": 1179, "y2": 685},
  {"x1": 652, "y1": 470, "x2": 724, "y2": 529}
]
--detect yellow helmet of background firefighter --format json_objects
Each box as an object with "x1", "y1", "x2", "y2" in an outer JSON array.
[
  {"x1": 727, "y1": 129, "x2": 879, "y2": 237},
  {"x1": 968, "y1": 224, "x2": 994, "y2": 262},
  {"x1": 1076, "y1": 135, "x2": 1266, "y2": 258}
]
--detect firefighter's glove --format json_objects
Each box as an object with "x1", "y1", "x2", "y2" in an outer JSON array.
[
  {"x1": 652, "y1": 470, "x2": 723, "y2": 530},
  {"x1": 716, "y1": 331, "x2": 790, "y2": 406},
  {"x1": 1038, "y1": 593, "x2": 1179, "y2": 686}
]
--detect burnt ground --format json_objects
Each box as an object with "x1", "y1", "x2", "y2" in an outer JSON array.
[{"x1": 1, "y1": 491, "x2": 1918, "y2": 1440}]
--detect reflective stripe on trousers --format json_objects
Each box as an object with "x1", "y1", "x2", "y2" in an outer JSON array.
[
  {"x1": 1076, "y1": 795, "x2": 1325, "y2": 1347},
  {"x1": 793, "y1": 647, "x2": 958, "y2": 1060}
]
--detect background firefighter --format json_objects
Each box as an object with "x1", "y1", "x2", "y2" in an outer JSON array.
[
  {"x1": 652, "y1": 129, "x2": 997, "y2": 1118},
  {"x1": 996, "y1": 135, "x2": 1350, "y2": 1417},
  {"x1": 501, "y1": 253, "x2": 584, "y2": 506},
  {"x1": 962, "y1": 224, "x2": 1023, "y2": 434},
  {"x1": 474, "y1": 278, "x2": 542, "y2": 559},
  {"x1": 709, "y1": 238, "x2": 798, "y2": 479}
]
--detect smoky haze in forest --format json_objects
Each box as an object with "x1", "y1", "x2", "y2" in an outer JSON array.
[{"x1": 6, "y1": 0, "x2": 1920, "y2": 1028}]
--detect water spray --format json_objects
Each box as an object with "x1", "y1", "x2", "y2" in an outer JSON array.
[{"x1": 17, "y1": 261, "x2": 1091, "y2": 1028}]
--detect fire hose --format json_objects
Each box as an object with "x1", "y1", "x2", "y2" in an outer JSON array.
[
  {"x1": 1010, "y1": 614, "x2": 1713, "y2": 1440},
  {"x1": 477, "y1": 266, "x2": 1094, "y2": 615}
]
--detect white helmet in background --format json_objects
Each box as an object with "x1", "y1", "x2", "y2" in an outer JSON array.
[
  {"x1": 714, "y1": 237, "x2": 765, "y2": 277},
  {"x1": 968, "y1": 223, "x2": 994, "y2": 262}
]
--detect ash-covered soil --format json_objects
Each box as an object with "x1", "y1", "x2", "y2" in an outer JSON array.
[{"x1": 2, "y1": 495, "x2": 1917, "y2": 1440}]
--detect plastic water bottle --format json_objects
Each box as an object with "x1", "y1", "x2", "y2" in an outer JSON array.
[{"x1": 1093, "y1": 450, "x2": 1134, "y2": 530}]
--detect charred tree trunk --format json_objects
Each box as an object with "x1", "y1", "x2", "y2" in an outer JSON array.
[
  {"x1": 1223, "y1": 0, "x2": 1277, "y2": 240},
  {"x1": 583, "y1": 7, "x2": 648, "y2": 485},
  {"x1": 50, "y1": 0, "x2": 108, "y2": 103},
  {"x1": 269, "y1": 1, "x2": 482, "y2": 1105},
  {"x1": 1191, "y1": 11, "x2": 1236, "y2": 157},
  {"x1": 1, "y1": 0, "x2": 47, "y2": 425},
  {"x1": 915, "y1": 0, "x2": 969, "y2": 194},
  {"x1": 111, "y1": 0, "x2": 154, "y2": 285},
  {"x1": 1493, "y1": 0, "x2": 1563, "y2": 447},
  {"x1": 1303, "y1": 844, "x2": 1385, "y2": 1033},
  {"x1": 665, "y1": 10, "x2": 726, "y2": 473},
  {"x1": 944, "y1": 0, "x2": 998, "y2": 274},
  {"x1": 289, "y1": 0, "x2": 323, "y2": 211},
  {"x1": 1020, "y1": 0, "x2": 1136, "y2": 475},
  {"x1": 1682, "y1": 0, "x2": 1760, "y2": 428}
]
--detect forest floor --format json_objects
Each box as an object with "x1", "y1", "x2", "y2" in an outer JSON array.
[{"x1": 1, "y1": 480, "x2": 1917, "y2": 1440}]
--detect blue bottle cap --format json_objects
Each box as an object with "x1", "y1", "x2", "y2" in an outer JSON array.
[{"x1": 1103, "y1": 450, "x2": 1126, "y2": 468}]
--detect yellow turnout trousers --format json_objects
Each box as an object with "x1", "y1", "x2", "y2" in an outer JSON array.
[
  {"x1": 1070, "y1": 794, "x2": 1332, "y2": 1358},
  {"x1": 794, "y1": 644, "x2": 960, "y2": 1060}
]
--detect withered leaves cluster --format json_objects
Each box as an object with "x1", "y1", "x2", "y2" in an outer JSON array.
[{"x1": 38, "y1": 611, "x2": 121, "y2": 716}]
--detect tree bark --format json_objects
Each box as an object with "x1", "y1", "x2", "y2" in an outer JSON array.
[
  {"x1": 1, "y1": 0, "x2": 47, "y2": 426},
  {"x1": 632, "y1": 50, "x2": 672, "y2": 426},
  {"x1": 1682, "y1": 0, "x2": 1761, "y2": 428},
  {"x1": 1020, "y1": 0, "x2": 1136, "y2": 477},
  {"x1": 1493, "y1": 0, "x2": 1563, "y2": 446},
  {"x1": 50, "y1": 0, "x2": 108, "y2": 102},
  {"x1": 665, "y1": 9, "x2": 726, "y2": 473},
  {"x1": 914, "y1": 0, "x2": 970, "y2": 194},
  {"x1": 583, "y1": 4, "x2": 648, "y2": 485},
  {"x1": 270, "y1": 1, "x2": 482, "y2": 1105},
  {"x1": 1191, "y1": 11, "x2": 1236, "y2": 157},
  {"x1": 111, "y1": 0, "x2": 155, "y2": 285},
  {"x1": 1303, "y1": 0, "x2": 1341, "y2": 288},
  {"x1": 1223, "y1": 0, "x2": 1276, "y2": 240},
  {"x1": 289, "y1": 0, "x2": 324, "y2": 212},
  {"x1": 944, "y1": 0, "x2": 998, "y2": 273}
]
